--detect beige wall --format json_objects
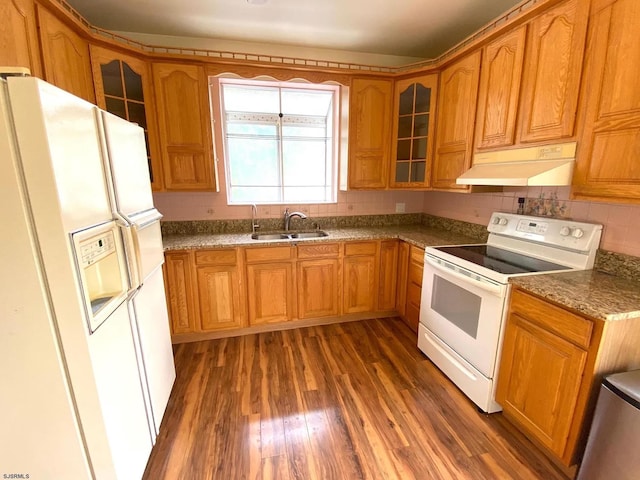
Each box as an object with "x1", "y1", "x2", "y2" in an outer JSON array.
[{"x1": 423, "y1": 187, "x2": 640, "y2": 257}]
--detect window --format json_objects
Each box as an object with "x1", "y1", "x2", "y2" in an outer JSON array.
[{"x1": 219, "y1": 79, "x2": 338, "y2": 204}]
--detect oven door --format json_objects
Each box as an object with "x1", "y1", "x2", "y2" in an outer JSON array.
[{"x1": 420, "y1": 253, "x2": 509, "y2": 378}]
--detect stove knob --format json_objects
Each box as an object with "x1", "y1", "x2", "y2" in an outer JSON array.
[
  {"x1": 560, "y1": 226, "x2": 571, "y2": 236},
  {"x1": 572, "y1": 228, "x2": 585, "y2": 239},
  {"x1": 492, "y1": 217, "x2": 501, "y2": 225},
  {"x1": 499, "y1": 218, "x2": 508, "y2": 226}
]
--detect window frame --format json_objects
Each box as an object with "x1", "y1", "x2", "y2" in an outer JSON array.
[{"x1": 217, "y1": 77, "x2": 340, "y2": 205}]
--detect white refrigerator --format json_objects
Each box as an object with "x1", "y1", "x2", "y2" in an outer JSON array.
[{"x1": 0, "y1": 73, "x2": 175, "y2": 479}]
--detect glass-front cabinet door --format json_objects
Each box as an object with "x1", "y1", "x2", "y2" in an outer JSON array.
[
  {"x1": 90, "y1": 46, "x2": 164, "y2": 191},
  {"x1": 390, "y1": 74, "x2": 438, "y2": 189}
]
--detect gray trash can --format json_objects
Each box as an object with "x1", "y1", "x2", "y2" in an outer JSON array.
[{"x1": 577, "y1": 370, "x2": 640, "y2": 480}]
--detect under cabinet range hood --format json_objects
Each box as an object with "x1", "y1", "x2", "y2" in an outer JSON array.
[{"x1": 456, "y1": 142, "x2": 577, "y2": 187}]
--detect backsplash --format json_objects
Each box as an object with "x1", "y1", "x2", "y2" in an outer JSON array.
[
  {"x1": 161, "y1": 213, "x2": 423, "y2": 235},
  {"x1": 423, "y1": 187, "x2": 640, "y2": 258},
  {"x1": 595, "y1": 250, "x2": 640, "y2": 283},
  {"x1": 154, "y1": 189, "x2": 425, "y2": 221},
  {"x1": 523, "y1": 191, "x2": 569, "y2": 217}
]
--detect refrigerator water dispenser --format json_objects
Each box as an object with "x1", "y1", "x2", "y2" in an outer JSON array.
[{"x1": 72, "y1": 221, "x2": 129, "y2": 333}]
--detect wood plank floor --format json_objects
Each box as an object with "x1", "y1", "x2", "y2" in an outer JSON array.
[{"x1": 143, "y1": 318, "x2": 567, "y2": 480}]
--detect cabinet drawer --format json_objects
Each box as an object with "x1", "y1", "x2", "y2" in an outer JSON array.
[
  {"x1": 344, "y1": 241, "x2": 377, "y2": 256},
  {"x1": 510, "y1": 290, "x2": 593, "y2": 349},
  {"x1": 410, "y1": 246, "x2": 425, "y2": 265},
  {"x1": 195, "y1": 249, "x2": 237, "y2": 266},
  {"x1": 245, "y1": 246, "x2": 294, "y2": 263},
  {"x1": 297, "y1": 243, "x2": 340, "y2": 259}
]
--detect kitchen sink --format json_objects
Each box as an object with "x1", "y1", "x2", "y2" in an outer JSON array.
[
  {"x1": 290, "y1": 231, "x2": 329, "y2": 239},
  {"x1": 250, "y1": 233, "x2": 292, "y2": 240},
  {"x1": 250, "y1": 231, "x2": 328, "y2": 241}
]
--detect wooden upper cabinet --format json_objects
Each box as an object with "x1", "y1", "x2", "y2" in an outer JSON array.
[
  {"x1": 518, "y1": 0, "x2": 589, "y2": 143},
  {"x1": 432, "y1": 51, "x2": 481, "y2": 190},
  {"x1": 90, "y1": 46, "x2": 164, "y2": 191},
  {"x1": 390, "y1": 74, "x2": 438, "y2": 188},
  {"x1": 152, "y1": 62, "x2": 216, "y2": 191},
  {"x1": 475, "y1": 26, "x2": 527, "y2": 150},
  {"x1": 348, "y1": 78, "x2": 393, "y2": 189},
  {"x1": 36, "y1": 6, "x2": 94, "y2": 103},
  {"x1": 0, "y1": 0, "x2": 42, "y2": 76},
  {"x1": 573, "y1": 0, "x2": 640, "y2": 203}
]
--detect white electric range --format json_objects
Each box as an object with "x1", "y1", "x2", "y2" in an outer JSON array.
[{"x1": 418, "y1": 212, "x2": 603, "y2": 413}]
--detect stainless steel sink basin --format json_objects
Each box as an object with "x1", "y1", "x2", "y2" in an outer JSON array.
[
  {"x1": 250, "y1": 233, "x2": 292, "y2": 240},
  {"x1": 250, "y1": 231, "x2": 328, "y2": 240},
  {"x1": 290, "y1": 231, "x2": 329, "y2": 239}
]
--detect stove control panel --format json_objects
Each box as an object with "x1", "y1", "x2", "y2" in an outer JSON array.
[
  {"x1": 516, "y1": 219, "x2": 549, "y2": 235},
  {"x1": 487, "y1": 212, "x2": 603, "y2": 253}
]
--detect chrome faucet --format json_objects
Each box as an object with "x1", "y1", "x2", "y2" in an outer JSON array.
[
  {"x1": 283, "y1": 207, "x2": 307, "y2": 231},
  {"x1": 251, "y1": 204, "x2": 260, "y2": 233}
]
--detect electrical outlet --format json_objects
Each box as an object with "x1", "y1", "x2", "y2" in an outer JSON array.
[{"x1": 395, "y1": 202, "x2": 406, "y2": 213}]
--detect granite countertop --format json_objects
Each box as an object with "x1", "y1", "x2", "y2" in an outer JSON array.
[
  {"x1": 510, "y1": 270, "x2": 640, "y2": 322},
  {"x1": 162, "y1": 225, "x2": 482, "y2": 251}
]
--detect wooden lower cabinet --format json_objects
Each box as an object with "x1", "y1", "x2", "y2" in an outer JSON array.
[
  {"x1": 297, "y1": 259, "x2": 340, "y2": 319},
  {"x1": 497, "y1": 312, "x2": 588, "y2": 457},
  {"x1": 246, "y1": 262, "x2": 296, "y2": 325},
  {"x1": 400, "y1": 244, "x2": 424, "y2": 332},
  {"x1": 195, "y1": 248, "x2": 247, "y2": 331},
  {"x1": 164, "y1": 251, "x2": 198, "y2": 334},
  {"x1": 165, "y1": 240, "x2": 399, "y2": 340},
  {"x1": 196, "y1": 265, "x2": 244, "y2": 330},
  {"x1": 244, "y1": 245, "x2": 296, "y2": 325},
  {"x1": 343, "y1": 242, "x2": 378, "y2": 314},
  {"x1": 378, "y1": 240, "x2": 399, "y2": 311},
  {"x1": 396, "y1": 241, "x2": 410, "y2": 317},
  {"x1": 195, "y1": 248, "x2": 246, "y2": 331},
  {"x1": 496, "y1": 288, "x2": 640, "y2": 471}
]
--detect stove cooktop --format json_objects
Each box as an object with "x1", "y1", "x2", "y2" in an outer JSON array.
[{"x1": 433, "y1": 245, "x2": 572, "y2": 275}]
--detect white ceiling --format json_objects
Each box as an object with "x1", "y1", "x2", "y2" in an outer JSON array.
[{"x1": 67, "y1": 0, "x2": 524, "y2": 59}]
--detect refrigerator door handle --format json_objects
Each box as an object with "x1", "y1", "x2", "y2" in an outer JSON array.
[
  {"x1": 127, "y1": 209, "x2": 165, "y2": 285},
  {"x1": 118, "y1": 220, "x2": 142, "y2": 291},
  {"x1": 131, "y1": 209, "x2": 163, "y2": 229}
]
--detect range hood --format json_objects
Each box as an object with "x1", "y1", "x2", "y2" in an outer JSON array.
[{"x1": 456, "y1": 142, "x2": 576, "y2": 187}]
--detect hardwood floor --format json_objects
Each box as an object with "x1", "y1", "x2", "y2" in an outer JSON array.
[{"x1": 144, "y1": 318, "x2": 566, "y2": 479}]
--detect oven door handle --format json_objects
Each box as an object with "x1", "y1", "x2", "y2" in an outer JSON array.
[{"x1": 424, "y1": 255, "x2": 505, "y2": 296}]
